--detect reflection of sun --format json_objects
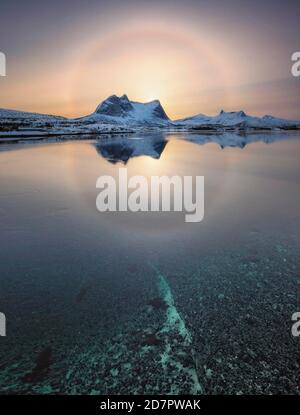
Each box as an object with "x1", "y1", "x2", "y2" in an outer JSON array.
[
  {"x1": 137, "y1": 156, "x2": 162, "y2": 174},
  {"x1": 129, "y1": 149, "x2": 171, "y2": 178}
]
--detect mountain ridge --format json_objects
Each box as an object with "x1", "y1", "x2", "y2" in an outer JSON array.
[{"x1": 1, "y1": 94, "x2": 300, "y2": 137}]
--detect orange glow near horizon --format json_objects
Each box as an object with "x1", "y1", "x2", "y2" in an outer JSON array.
[{"x1": 1, "y1": 14, "x2": 299, "y2": 120}]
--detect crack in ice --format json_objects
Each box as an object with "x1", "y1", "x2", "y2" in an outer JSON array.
[{"x1": 150, "y1": 263, "x2": 202, "y2": 394}]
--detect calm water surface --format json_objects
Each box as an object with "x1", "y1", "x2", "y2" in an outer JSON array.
[{"x1": 0, "y1": 132, "x2": 299, "y2": 394}]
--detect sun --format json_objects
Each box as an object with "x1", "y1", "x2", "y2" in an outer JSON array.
[
  {"x1": 141, "y1": 91, "x2": 161, "y2": 103},
  {"x1": 67, "y1": 21, "x2": 230, "y2": 118}
]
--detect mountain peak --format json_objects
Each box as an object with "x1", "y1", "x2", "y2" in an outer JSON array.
[
  {"x1": 94, "y1": 94, "x2": 169, "y2": 123},
  {"x1": 120, "y1": 94, "x2": 129, "y2": 101},
  {"x1": 95, "y1": 94, "x2": 133, "y2": 117},
  {"x1": 149, "y1": 99, "x2": 160, "y2": 104},
  {"x1": 219, "y1": 110, "x2": 246, "y2": 117}
]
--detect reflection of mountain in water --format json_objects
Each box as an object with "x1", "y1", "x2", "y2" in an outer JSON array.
[
  {"x1": 94, "y1": 131, "x2": 299, "y2": 163},
  {"x1": 182, "y1": 131, "x2": 298, "y2": 149},
  {"x1": 95, "y1": 135, "x2": 168, "y2": 164}
]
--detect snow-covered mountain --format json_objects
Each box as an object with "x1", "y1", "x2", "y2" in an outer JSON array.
[
  {"x1": 1, "y1": 95, "x2": 300, "y2": 140},
  {"x1": 0, "y1": 108, "x2": 65, "y2": 122},
  {"x1": 82, "y1": 94, "x2": 170, "y2": 126},
  {"x1": 175, "y1": 110, "x2": 300, "y2": 130},
  {"x1": 0, "y1": 105, "x2": 134, "y2": 138}
]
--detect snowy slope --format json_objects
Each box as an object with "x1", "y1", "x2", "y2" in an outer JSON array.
[
  {"x1": 175, "y1": 110, "x2": 300, "y2": 129},
  {"x1": 81, "y1": 94, "x2": 170, "y2": 126},
  {"x1": 0, "y1": 108, "x2": 65, "y2": 122},
  {"x1": 0, "y1": 105, "x2": 134, "y2": 138}
]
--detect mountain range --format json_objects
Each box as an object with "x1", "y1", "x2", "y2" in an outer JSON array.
[{"x1": 1, "y1": 94, "x2": 300, "y2": 139}]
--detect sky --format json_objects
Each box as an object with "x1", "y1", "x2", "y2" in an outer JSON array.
[{"x1": 0, "y1": 0, "x2": 299, "y2": 119}]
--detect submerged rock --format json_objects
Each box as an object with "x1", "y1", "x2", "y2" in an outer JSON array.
[
  {"x1": 21, "y1": 347, "x2": 52, "y2": 384},
  {"x1": 147, "y1": 297, "x2": 168, "y2": 310},
  {"x1": 142, "y1": 334, "x2": 163, "y2": 347}
]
